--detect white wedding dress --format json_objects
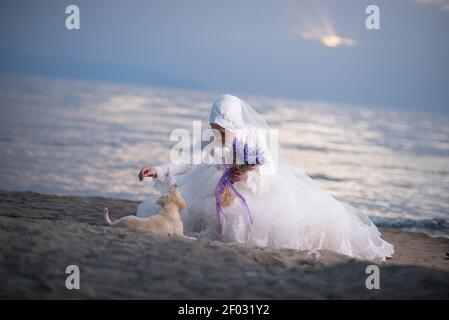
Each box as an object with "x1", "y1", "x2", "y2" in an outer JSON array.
[{"x1": 137, "y1": 95, "x2": 394, "y2": 262}]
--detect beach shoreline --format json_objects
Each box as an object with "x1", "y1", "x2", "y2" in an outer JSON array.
[{"x1": 0, "y1": 190, "x2": 448, "y2": 299}]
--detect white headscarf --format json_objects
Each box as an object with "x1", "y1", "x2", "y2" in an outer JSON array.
[{"x1": 209, "y1": 94, "x2": 246, "y2": 133}]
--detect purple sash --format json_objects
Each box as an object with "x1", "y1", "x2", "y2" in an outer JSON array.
[{"x1": 215, "y1": 167, "x2": 253, "y2": 240}]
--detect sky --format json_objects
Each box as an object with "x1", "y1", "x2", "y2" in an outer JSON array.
[{"x1": 0, "y1": 0, "x2": 448, "y2": 113}]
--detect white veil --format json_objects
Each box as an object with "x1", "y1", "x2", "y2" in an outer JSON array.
[
  {"x1": 206, "y1": 94, "x2": 285, "y2": 174},
  {"x1": 206, "y1": 94, "x2": 322, "y2": 190},
  {"x1": 169, "y1": 93, "x2": 319, "y2": 188}
]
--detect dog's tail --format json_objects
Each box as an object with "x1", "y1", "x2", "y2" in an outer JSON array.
[{"x1": 103, "y1": 207, "x2": 113, "y2": 225}]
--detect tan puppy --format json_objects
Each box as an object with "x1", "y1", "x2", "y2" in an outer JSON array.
[{"x1": 103, "y1": 185, "x2": 193, "y2": 239}]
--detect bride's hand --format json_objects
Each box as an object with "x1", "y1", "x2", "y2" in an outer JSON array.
[
  {"x1": 231, "y1": 170, "x2": 248, "y2": 183},
  {"x1": 138, "y1": 166, "x2": 158, "y2": 181}
]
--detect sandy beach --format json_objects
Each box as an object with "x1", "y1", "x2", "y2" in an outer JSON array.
[{"x1": 0, "y1": 190, "x2": 448, "y2": 299}]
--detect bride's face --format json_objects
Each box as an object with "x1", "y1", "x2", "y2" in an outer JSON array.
[
  {"x1": 211, "y1": 122, "x2": 225, "y2": 134},
  {"x1": 211, "y1": 123, "x2": 233, "y2": 144}
]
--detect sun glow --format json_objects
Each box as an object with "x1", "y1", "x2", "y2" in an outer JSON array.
[{"x1": 297, "y1": 26, "x2": 355, "y2": 48}]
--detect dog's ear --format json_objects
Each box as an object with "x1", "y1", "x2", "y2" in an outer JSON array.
[{"x1": 169, "y1": 185, "x2": 178, "y2": 194}]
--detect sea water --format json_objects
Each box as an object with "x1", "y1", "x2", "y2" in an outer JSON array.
[{"x1": 1, "y1": 75, "x2": 448, "y2": 237}]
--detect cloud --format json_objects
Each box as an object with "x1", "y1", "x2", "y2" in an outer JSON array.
[
  {"x1": 293, "y1": 25, "x2": 355, "y2": 48},
  {"x1": 415, "y1": 0, "x2": 449, "y2": 11},
  {"x1": 289, "y1": 1, "x2": 355, "y2": 49}
]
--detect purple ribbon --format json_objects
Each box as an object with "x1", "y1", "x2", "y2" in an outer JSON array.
[{"x1": 215, "y1": 167, "x2": 253, "y2": 240}]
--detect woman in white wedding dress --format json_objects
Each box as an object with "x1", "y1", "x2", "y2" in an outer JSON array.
[{"x1": 137, "y1": 94, "x2": 394, "y2": 262}]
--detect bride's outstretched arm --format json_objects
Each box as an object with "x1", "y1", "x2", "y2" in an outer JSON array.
[
  {"x1": 138, "y1": 163, "x2": 194, "y2": 182},
  {"x1": 153, "y1": 163, "x2": 194, "y2": 181}
]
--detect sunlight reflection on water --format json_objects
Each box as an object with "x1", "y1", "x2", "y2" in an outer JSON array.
[{"x1": 1, "y1": 75, "x2": 448, "y2": 237}]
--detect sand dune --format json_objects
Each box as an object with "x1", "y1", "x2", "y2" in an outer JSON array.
[{"x1": 0, "y1": 191, "x2": 448, "y2": 299}]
